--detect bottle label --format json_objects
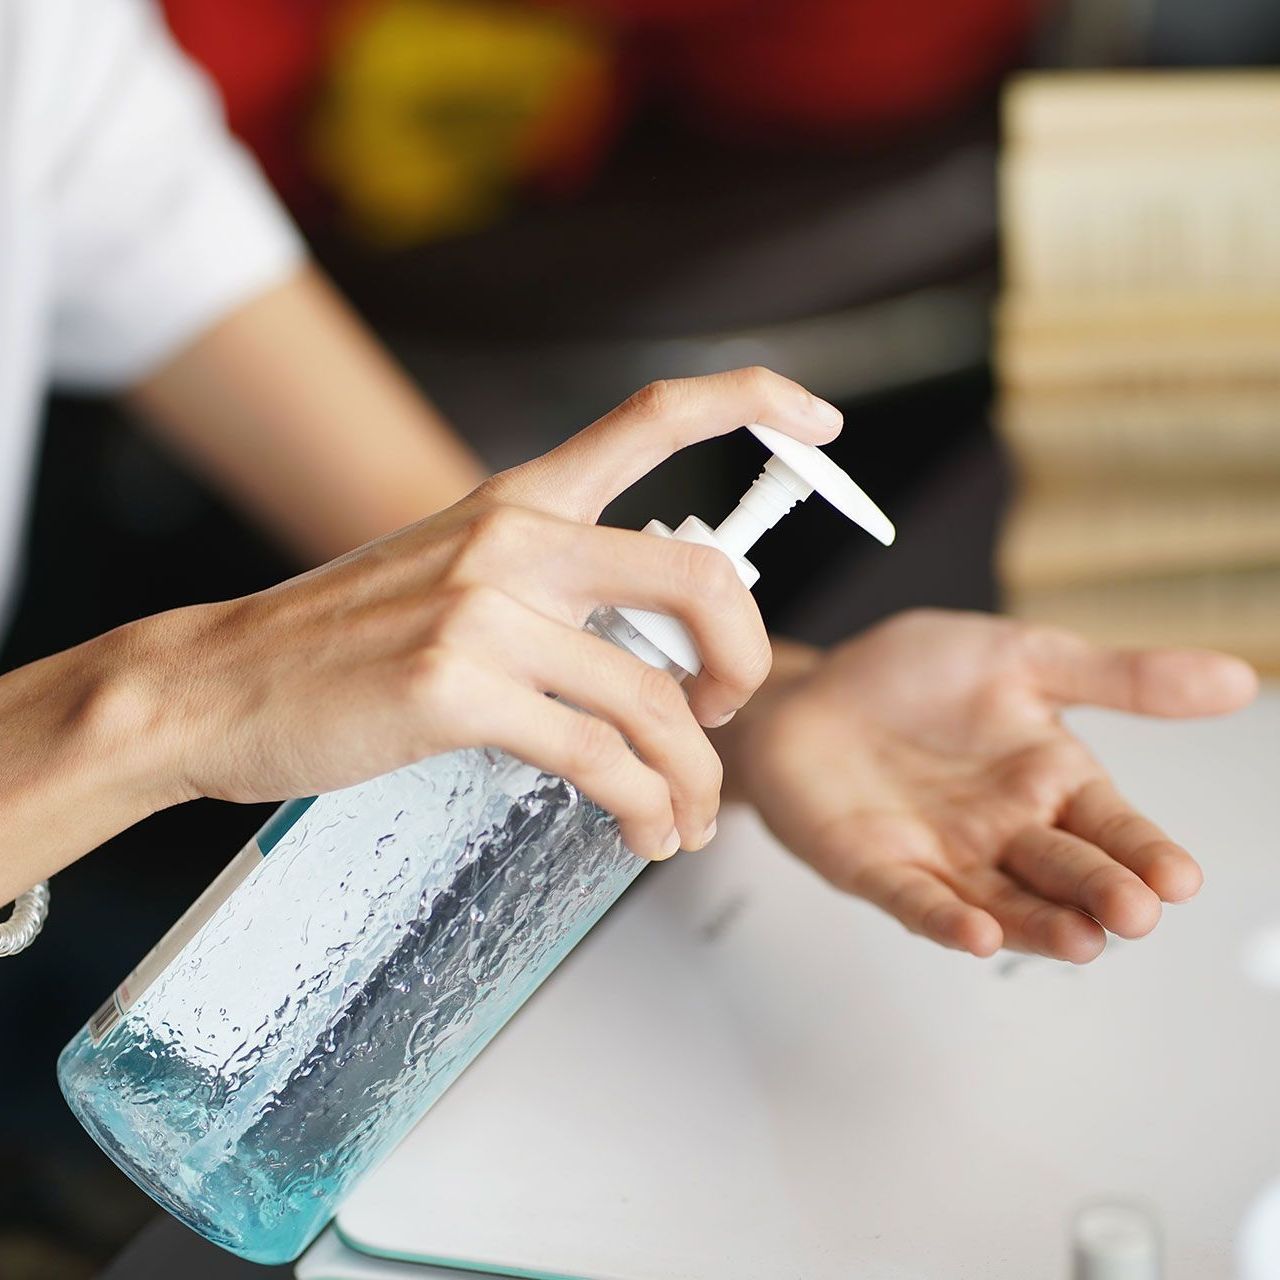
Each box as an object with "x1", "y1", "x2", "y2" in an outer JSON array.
[{"x1": 87, "y1": 798, "x2": 316, "y2": 1046}]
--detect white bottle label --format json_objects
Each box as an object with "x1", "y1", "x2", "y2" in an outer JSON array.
[{"x1": 87, "y1": 798, "x2": 316, "y2": 1045}]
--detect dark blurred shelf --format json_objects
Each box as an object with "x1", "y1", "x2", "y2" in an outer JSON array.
[{"x1": 313, "y1": 107, "x2": 998, "y2": 343}]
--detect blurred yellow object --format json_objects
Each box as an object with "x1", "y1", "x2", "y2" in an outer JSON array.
[{"x1": 312, "y1": 0, "x2": 615, "y2": 245}]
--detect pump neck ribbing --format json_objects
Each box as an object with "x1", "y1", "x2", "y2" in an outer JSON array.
[{"x1": 713, "y1": 458, "x2": 815, "y2": 557}]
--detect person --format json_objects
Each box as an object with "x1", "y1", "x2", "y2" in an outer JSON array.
[{"x1": 0, "y1": 0, "x2": 1257, "y2": 967}]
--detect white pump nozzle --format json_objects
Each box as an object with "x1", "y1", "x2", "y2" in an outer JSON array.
[{"x1": 617, "y1": 423, "x2": 895, "y2": 677}]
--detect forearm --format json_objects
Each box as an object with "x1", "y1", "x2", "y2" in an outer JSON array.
[
  {"x1": 0, "y1": 622, "x2": 179, "y2": 906},
  {"x1": 127, "y1": 265, "x2": 487, "y2": 564}
]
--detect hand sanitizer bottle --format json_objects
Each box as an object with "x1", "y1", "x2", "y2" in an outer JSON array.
[{"x1": 57, "y1": 425, "x2": 893, "y2": 1264}]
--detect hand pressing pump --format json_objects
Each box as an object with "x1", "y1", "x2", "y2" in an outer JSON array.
[{"x1": 58, "y1": 425, "x2": 893, "y2": 1264}]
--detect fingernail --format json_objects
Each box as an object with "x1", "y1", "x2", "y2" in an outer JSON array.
[
  {"x1": 809, "y1": 395, "x2": 843, "y2": 431},
  {"x1": 656, "y1": 828, "x2": 681, "y2": 860},
  {"x1": 699, "y1": 819, "x2": 718, "y2": 849},
  {"x1": 709, "y1": 709, "x2": 736, "y2": 728}
]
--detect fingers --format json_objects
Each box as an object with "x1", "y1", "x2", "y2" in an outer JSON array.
[
  {"x1": 1022, "y1": 627, "x2": 1259, "y2": 717},
  {"x1": 562, "y1": 525, "x2": 771, "y2": 725},
  {"x1": 456, "y1": 589, "x2": 723, "y2": 851},
  {"x1": 449, "y1": 514, "x2": 772, "y2": 727},
  {"x1": 1001, "y1": 825, "x2": 1162, "y2": 939},
  {"x1": 491, "y1": 367, "x2": 843, "y2": 522},
  {"x1": 1060, "y1": 779, "x2": 1203, "y2": 903},
  {"x1": 954, "y1": 867, "x2": 1107, "y2": 964},
  {"x1": 447, "y1": 662, "x2": 681, "y2": 861},
  {"x1": 847, "y1": 862, "x2": 1003, "y2": 957},
  {"x1": 554, "y1": 642, "x2": 722, "y2": 852}
]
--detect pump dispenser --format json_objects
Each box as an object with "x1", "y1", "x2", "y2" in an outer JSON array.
[
  {"x1": 58, "y1": 426, "x2": 892, "y2": 1265},
  {"x1": 616, "y1": 423, "x2": 894, "y2": 677}
]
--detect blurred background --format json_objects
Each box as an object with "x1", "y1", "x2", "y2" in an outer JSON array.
[{"x1": 2, "y1": 0, "x2": 1279, "y2": 1273}]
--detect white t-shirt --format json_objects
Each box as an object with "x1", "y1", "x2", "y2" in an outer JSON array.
[{"x1": 0, "y1": 0, "x2": 304, "y2": 623}]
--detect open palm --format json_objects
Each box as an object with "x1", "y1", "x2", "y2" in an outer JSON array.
[{"x1": 732, "y1": 610, "x2": 1257, "y2": 962}]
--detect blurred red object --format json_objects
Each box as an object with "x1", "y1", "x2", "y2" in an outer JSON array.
[
  {"x1": 677, "y1": 0, "x2": 1037, "y2": 136},
  {"x1": 550, "y1": 0, "x2": 1038, "y2": 137},
  {"x1": 161, "y1": 0, "x2": 346, "y2": 206},
  {"x1": 541, "y1": 0, "x2": 744, "y2": 23}
]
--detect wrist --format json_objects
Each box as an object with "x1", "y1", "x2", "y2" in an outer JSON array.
[
  {"x1": 0, "y1": 615, "x2": 193, "y2": 903},
  {"x1": 63, "y1": 616, "x2": 195, "y2": 817},
  {"x1": 111, "y1": 603, "x2": 237, "y2": 812},
  {"x1": 762, "y1": 637, "x2": 823, "y2": 686},
  {"x1": 710, "y1": 637, "x2": 822, "y2": 800}
]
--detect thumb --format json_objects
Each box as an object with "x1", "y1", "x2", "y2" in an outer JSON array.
[
  {"x1": 1025, "y1": 627, "x2": 1259, "y2": 718},
  {"x1": 489, "y1": 367, "x2": 843, "y2": 523}
]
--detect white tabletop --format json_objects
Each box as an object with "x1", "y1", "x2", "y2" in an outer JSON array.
[{"x1": 300, "y1": 690, "x2": 1280, "y2": 1280}]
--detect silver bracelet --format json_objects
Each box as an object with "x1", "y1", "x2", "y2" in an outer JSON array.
[{"x1": 0, "y1": 881, "x2": 50, "y2": 957}]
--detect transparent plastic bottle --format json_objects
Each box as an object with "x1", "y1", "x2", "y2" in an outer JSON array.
[
  {"x1": 59, "y1": 609, "x2": 676, "y2": 1263},
  {"x1": 58, "y1": 427, "x2": 893, "y2": 1264}
]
